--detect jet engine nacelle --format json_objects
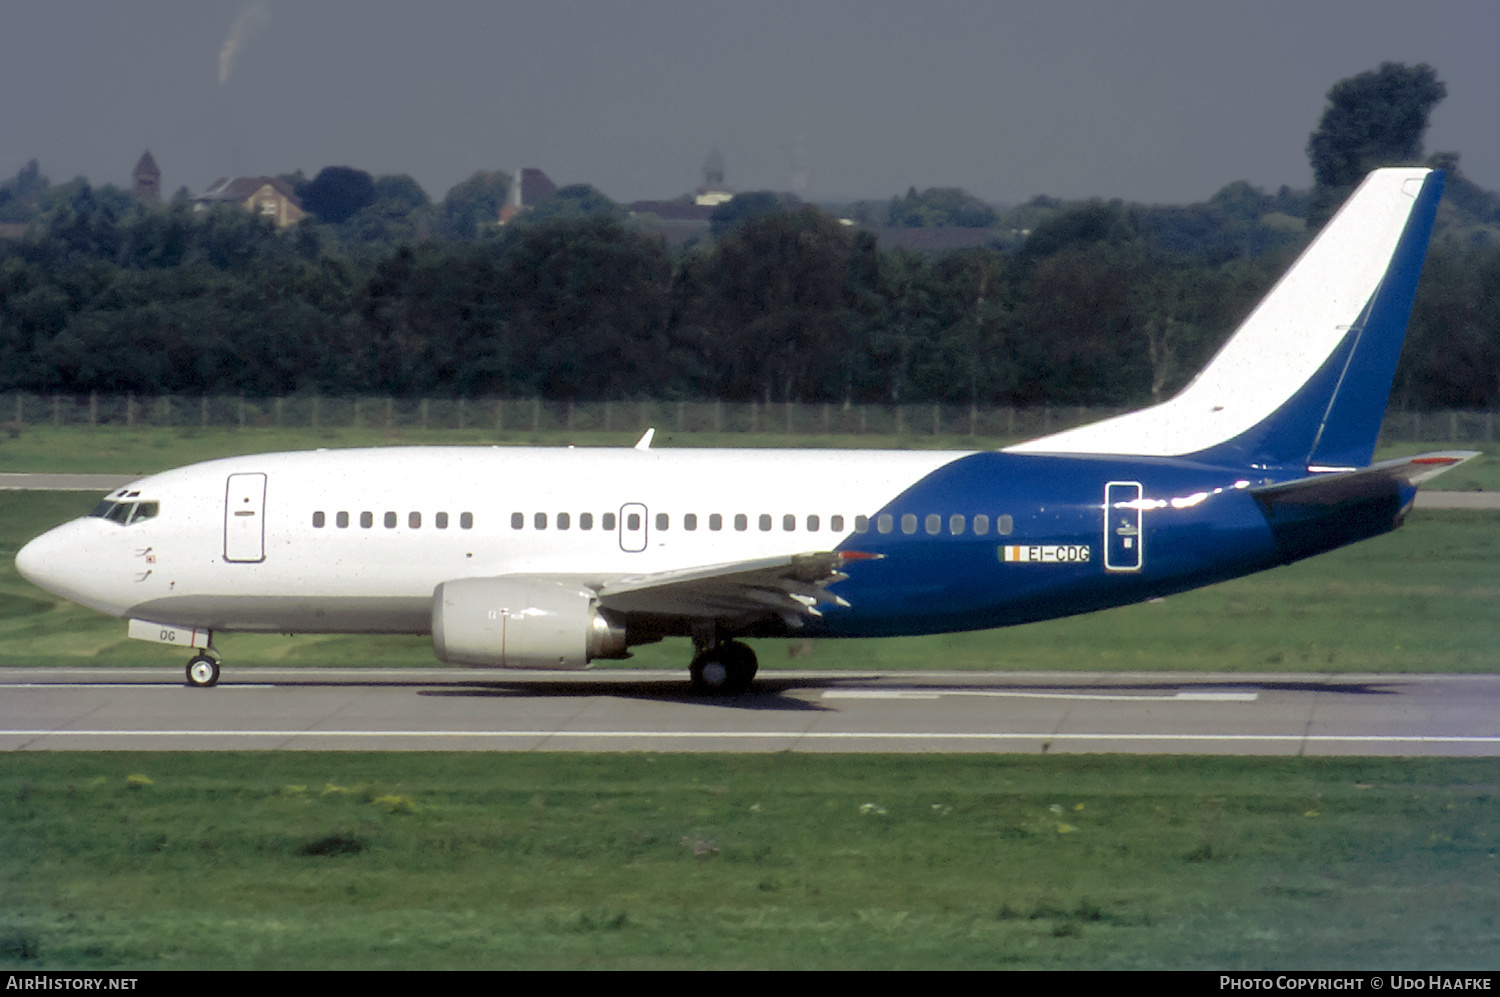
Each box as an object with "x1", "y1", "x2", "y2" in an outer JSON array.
[{"x1": 431, "y1": 577, "x2": 628, "y2": 669}]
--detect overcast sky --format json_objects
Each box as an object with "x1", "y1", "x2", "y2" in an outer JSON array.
[{"x1": 4, "y1": 0, "x2": 1496, "y2": 207}]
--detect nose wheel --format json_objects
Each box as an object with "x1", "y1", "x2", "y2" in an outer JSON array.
[
  {"x1": 186, "y1": 653, "x2": 221, "y2": 688},
  {"x1": 689, "y1": 639, "x2": 758, "y2": 694}
]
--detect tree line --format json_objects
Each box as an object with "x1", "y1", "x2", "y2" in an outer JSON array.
[{"x1": 0, "y1": 61, "x2": 1495, "y2": 411}]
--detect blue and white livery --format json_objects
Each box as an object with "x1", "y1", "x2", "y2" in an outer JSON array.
[{"x1": 16, "y1": 169, "x2": 1475, "y2": 691}]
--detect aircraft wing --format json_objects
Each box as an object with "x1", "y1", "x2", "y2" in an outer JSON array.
[
  {"x1": 1250, "y1": 451, "x2": 1479, "y2": 509},
  {"x1": 596, "y1": 551, "x2": 874, "y2": 629}
]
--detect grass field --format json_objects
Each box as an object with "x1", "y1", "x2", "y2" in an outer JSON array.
[
  {"x1": 0, "y1": 422, "x2": 1494, "y2": 489},
  {"x1": 2, "y1": 752, "x2": 1498, "y2": 970}
]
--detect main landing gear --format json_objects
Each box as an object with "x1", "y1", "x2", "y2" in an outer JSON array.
[
  {"x1": 185, "y1": 650, "x2": 221, "y2": 688},
  {"x1": 689, "y1": 637, "x2": 758, "y2": 694}
]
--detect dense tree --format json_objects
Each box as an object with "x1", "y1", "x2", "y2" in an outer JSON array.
[
  {"x1": 521, "y1": 185, "x2": 623, "y2": 227},
  {"x1": 709, "y1": 191, "x2": 800, "y2": 237},
  {"x1": 888, "y1": 187, "x2": 998, "y2": 228},
  {"x1": 442, "y1": 170, "x2": 511, "y2": 238},
  {"x1": 301, "y1": 167, "x2": 378, "y2": 225},
  {"x1": 1307, "y1": 62, "x2": 1446, "y2": 222}
]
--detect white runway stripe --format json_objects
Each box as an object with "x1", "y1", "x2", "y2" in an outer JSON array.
[{"x1": 5, "y1": 729, "x2": 1498, "y2": 745}]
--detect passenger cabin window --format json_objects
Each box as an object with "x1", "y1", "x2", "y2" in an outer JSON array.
[
  {"x1": 925, "y1": 514, "x2": 941, "y2": 535},
  {"x1": 384, "y1": 512, "x2": 397, "y2": 529},
  {"x1": 409, "y1": 512, "x2": 421, "y2": 529},
  {"x1": 460, "y1": 513, "x2": 474, "y2": 529},
  {"x1": 685, "y1": 513, "x2": 698, "y2": 531},
  {"x1": 557, "y1": 512, "x2": 570, "y2": 530},
  {"x1": 710, "y1": 514, "x2": 723, "y2": 531},
  {"x1": 734, "y1": 514, "x2": 747, "y2": 532},
  {"x1": 602, "y1": 512, "x2": 616, "y2": 530},
  {"x1": 807, "y1": 515, "x2": 819, "y2": 532},
  {"x1": 783, "y1": 514, "x2": 796, "y2": 532},
  {"x1": 436, "y1": 512, "x2": 449, "y2": 529},
  {"x1": 973, "y1": 514, "x2": 989, "y2": 535},
  {"x1": 998, "y1": 514, "x2": 1014, "y2": 535},
  {"x1": 313, "y1": 511, "x2": 325, "y2": 528},
  {"x1": 949, "y1": 514, "x2": 965, "y2": 535},
  {"x1": 759, "y1": 514, "x2": 772, "y2": 532},
  {"x1": 831, "y1": 515, "x2": 845, "y2": 532},
  {"x1": 511, "y1": 513, "x2": 524, "y2": 529},
  {"x1": 360, "y1": 512, "x2": 373, "y2": 528},
  {"x1": 535, "y1": 512, "x2": 548, "y2": 530},
  {"x1": 854, "y1": 515, "x2": 869, "y2": 533},
  {"x1": 337, "y1": 512, "x2": 350, "y2": 528},
  {"x1": 877, "y1": 514, "x2": 892, "y2": 534},
  {"x1": 580, "y1": 513, "x2": 594, "y2": 530},
  {"x1": 655, "y1": 513, "x2": 669, "y2": 531}
]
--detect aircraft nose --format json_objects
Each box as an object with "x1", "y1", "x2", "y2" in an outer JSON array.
[{"x1": 16, "y1": 527, "x2": 70, "y2": 593}]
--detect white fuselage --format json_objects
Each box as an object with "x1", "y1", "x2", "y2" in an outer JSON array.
[{"x1": 19, "y1": 446, "x2": 962, "y2": 634}]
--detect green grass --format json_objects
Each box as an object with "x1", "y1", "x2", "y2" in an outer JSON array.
[
  {"x1": 0, "y1": 422, "x2": 1492, "y2": 489},
  {"x1": 2, "y1": 490, "x2": 1496, "y2": 673},
  {"x1": 2, "y1": 753, "x2": 1497, "y2": 969}
]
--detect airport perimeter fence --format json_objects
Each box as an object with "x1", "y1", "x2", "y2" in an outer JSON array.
[{"x1": 2, "y1": 393, "x2": 1497, "y2": 445}]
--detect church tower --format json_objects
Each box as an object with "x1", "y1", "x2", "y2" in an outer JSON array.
[{"x1": 131, "y1": 151, "x2": 161, "y2": 203}]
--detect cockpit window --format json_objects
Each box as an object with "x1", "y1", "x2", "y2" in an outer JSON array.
[{"x1": 89, "y1": 500, "x2": 160, "y2": 526}]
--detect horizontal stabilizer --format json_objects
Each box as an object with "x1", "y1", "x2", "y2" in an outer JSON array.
[{"x1": 1250, "y1": 451, "x2": 1478, "y2": 509}]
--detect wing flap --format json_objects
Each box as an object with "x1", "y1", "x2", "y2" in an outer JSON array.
[{"x1": 596, "y1": 551, "x2": 867, "y2": 626}]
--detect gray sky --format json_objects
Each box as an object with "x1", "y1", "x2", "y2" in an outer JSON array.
[{"x1": 4, "y1": 0, "x2": 1496, "y2": 207}]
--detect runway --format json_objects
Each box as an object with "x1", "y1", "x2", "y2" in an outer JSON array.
[{"x1": 3, "y1": 667, "x2": 1499, "y2": 755}]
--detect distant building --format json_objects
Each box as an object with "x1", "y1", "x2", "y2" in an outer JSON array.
[
  {"x1": 131, "y1": 151, "x2": 161, "y2": 203},
  {"x1": 694, "y1": 148, "x2": 734, "y2": 206},
  {"x1": 629, "y1": 149, "x2": 734, "y2": 243},
  {"x1": 497, "y1": 168, "x2": 558, "y2": 224},
  {"x1": 192, "y1": 176, "x2": 306, "y2": 228}
]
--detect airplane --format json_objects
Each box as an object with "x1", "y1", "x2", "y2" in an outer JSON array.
[{"x1": 15, "y1": 167, "x2": 1477, "y2": 693}]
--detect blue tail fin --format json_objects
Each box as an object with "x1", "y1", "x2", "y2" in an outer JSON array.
[{"x1": 1008, "y1": 168, "x2": 1444, "y2": 469}]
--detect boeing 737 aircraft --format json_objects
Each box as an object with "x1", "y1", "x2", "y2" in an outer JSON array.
[{"x1": 15, "y1": 168, "x2": 1476, "y2": 692}]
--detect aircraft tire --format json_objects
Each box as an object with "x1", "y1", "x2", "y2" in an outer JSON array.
[
  {"x1": 721, "y1": 640, "x2": 758, "y2": 693},
  {"x1": 690, "y1": 641, "x2": 757, "y2": 695},
  {"x1": 186, "y1": 654, "x2": 220, "y2": 688}
]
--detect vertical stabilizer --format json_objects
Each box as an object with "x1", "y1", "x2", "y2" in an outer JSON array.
[{"x1": 1007, "y1": 168, "x2": 1444, "y2": 467}]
